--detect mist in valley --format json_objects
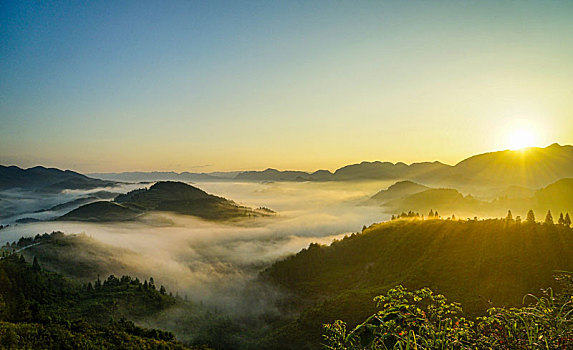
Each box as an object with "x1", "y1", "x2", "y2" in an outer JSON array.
[{"x1": 0, "y1": 180, "x2": 394, "y2": 347}]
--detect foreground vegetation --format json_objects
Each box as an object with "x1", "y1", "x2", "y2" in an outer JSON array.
[{"x1": 324, "y1": 276, "x2": 573, "y2": 349}]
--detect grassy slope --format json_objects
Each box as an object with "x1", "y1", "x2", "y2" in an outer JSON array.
[{"x1": 262, "y1": 219, "x2": 573, "y2": 349}]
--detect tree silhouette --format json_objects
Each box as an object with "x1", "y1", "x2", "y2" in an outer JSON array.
[
  {"x1": 32, "y1": 256, "x2": 41, "y2": 272},
  {"x1": 506, "y1": 210, "x2": 513, "y2": 222},
  {"x1": 565, "y1": 213, "x2": 572, "y2": 227},
  {"x1": 558, "y1": 213, "x2": 565, "y2": 225},
  {"x1": 428, "y1": 210, "x2": 434, "y2": 218},
  {"x1": 526, "y1": 210, "x2": 535, "y2": 223},
  {"x1": 544, "y1": 210, "x2": 554, "y2": 225}
]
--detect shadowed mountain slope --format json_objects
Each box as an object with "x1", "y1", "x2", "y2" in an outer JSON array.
[
  {"x1": 0, "y1": 165, "x2": 116, "y2": 191},
  {"x1": 58, "y1": 181, "x2": 273, "y2": 222}
]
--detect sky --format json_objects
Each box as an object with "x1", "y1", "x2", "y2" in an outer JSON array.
[{"x1": 1, "y1": 0, "x2": 572, "y2": 173}]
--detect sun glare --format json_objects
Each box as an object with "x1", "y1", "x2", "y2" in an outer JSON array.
[{"x1": 508, "y1": 128, "x2": 536, "y2": 150}]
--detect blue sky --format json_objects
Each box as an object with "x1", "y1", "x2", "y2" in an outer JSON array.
[{"x1": 1, "y1": 1, "x2": 572, "y2": 172}]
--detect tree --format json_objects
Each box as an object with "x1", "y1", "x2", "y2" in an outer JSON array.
[
  {"x1": 563, "y1": 213, "x2": 571, "y2": 227},
  {"x1": 526, "y1": 210, "x2": 535, "y2": 223},
  {"x1": 506, "y1": 210, "x2": 513, "y2": 222},
  {"x1": 159, "y1": 285, "x2": 166, "y2": 295},
  {"x1": 544, "y1": 210, "x2": 554, "y2": 225},
  {"x1": 429, "y1": 210, "x2": 434, "y2": 218},
  {"x1": 558, "y1": 213, "x2": 565, "y2": 225},
  {"x1": 434, "y1": 211, "x2": 439, "y2": 218},
  {"x1": 32, "y1": 256, "x2": 41, "y2": 272},
  {"x1": 515, "y1": 216, "x2": 522, "y2": 224}
]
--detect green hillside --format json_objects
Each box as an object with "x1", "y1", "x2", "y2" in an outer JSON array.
[{"x1": 261, "y1": 218, "x2": 573, "y2": 349}]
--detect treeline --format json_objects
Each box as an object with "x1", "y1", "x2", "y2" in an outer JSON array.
[
  {"x1": 390, "y1": 209, "x2": 572, "y2": 226},
  {"x1": 0, "y1": 231, "x2": 65, "y2": 257}
]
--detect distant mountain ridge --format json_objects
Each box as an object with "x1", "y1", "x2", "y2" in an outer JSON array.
[
  {"x1": 85, "y1": 144, "x2": 573, "y2": 188},
  {"x1": 234, "y1": 144, "x2": 573, "y2": 187},
  {"x1": 0, "y1": 165, "x2": 117, "y2": 191},
  {"x1": 88, "y1": 171, "x2": 238, "y2": 182},
  {"x1": 7, "y1": 143, "x2": 573, "y2": 190},
  {"x1": 429, "y1": 143, "x2": 573, "y2": 187}
]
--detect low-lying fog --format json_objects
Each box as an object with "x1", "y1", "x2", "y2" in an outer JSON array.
[{"x1": 0, "y1": 180, "x2": 393, "y2": 314}]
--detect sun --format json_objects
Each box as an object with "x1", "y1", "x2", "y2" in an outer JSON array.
[{"x1": 508, "y1": 128, "x2": 537, "y2": 150}]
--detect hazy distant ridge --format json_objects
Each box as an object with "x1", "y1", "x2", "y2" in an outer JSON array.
[
  {"x1": 0, "y1": 165, "x2": 117, "y2": 191},
  {"x1": 87, "y1": 144, "x2": 573, "y2": 188}
]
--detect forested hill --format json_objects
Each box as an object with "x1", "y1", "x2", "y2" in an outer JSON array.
[
  {"x1": 59, "y1": 181, "x2": 275, "y2": 222},
  {"x1": 261, "y1": 218, "x2": 573, "y2": 349},
  {"x1": 0, "y1": 249, "x2": 207, "y2": 349}
]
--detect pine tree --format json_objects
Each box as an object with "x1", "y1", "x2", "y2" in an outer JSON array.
[
  {"x1": 565, "y1": 213, "x2": 572, "y2": 227},
  {"x1": 526, "y1": 210, "x2": 535, "y2": 223},
  {"x1": 160, "y1": 285, "x2": 166, "y2": 295},
  {"x1": 87, "y1": 282, "x2": 94, "y2": 292},
  {"x1": 95, "y1": 275, "x2": 102, "y2": 290},
  {"x1": 558, "y1": 213, "x2": 565, "y2": 225},
  {"x1": 32, "y1": 256, "x2": 41, "y2": 272},
  {"x1": 544, "y1": 210, "x2": 554, "y2": 225},
  {"x1": 434, "y1": 211, "x2": 439, "y2": 219},
  {"x1": 506, "y1": 210, "x2": 513, "y2": 222},
  {"x1": 429, "y1": 210, "x2": 434, "y2": 218}
]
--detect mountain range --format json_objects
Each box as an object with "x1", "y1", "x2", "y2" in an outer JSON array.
[{"x1": 85, "y1": 143, "x2": 573, "y2": 188}]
